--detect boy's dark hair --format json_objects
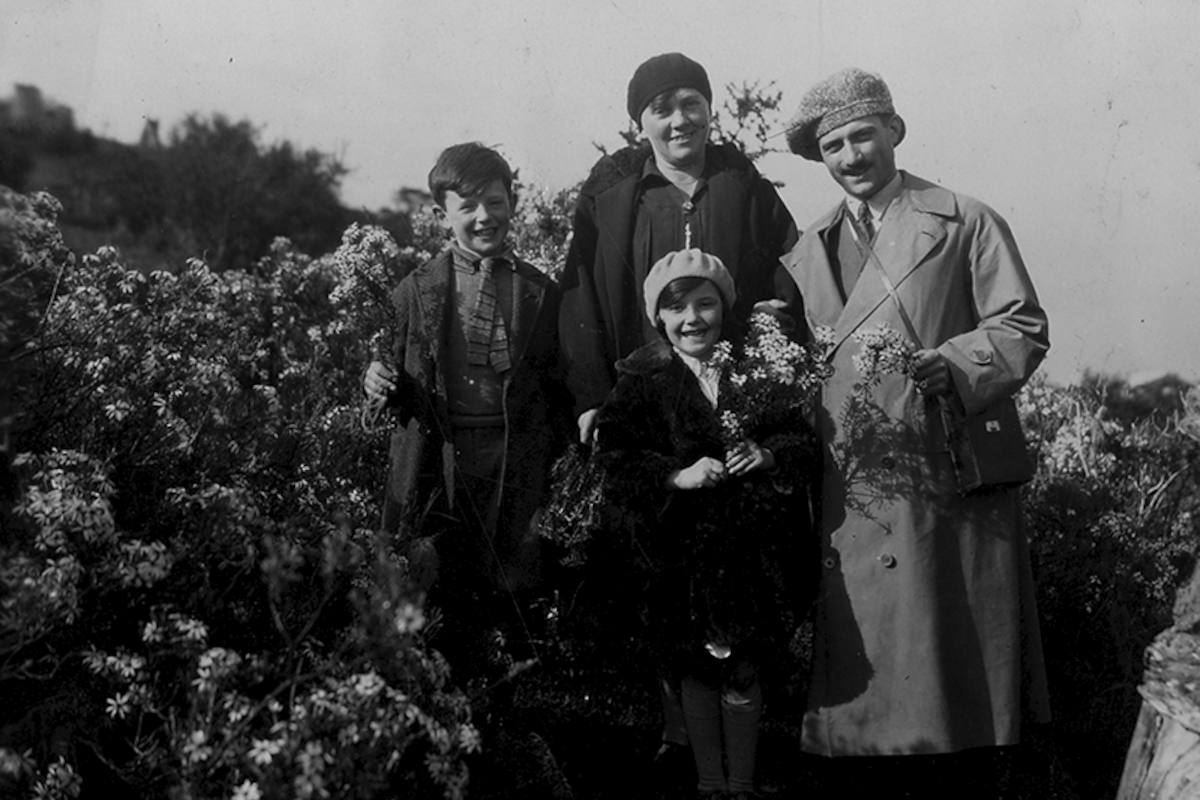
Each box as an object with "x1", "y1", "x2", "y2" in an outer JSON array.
[{"x1": 428, "y1": 143, "x2": 515, "y2": 207}]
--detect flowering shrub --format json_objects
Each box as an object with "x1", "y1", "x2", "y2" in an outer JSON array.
[
  {"x1": 508, "y1": 183, "x2": 576, "y2": 281},
  {"x1": 327, "y1": 222, "x2": 428, "y2": 364},
  {"x1": 0, "y1": 191, "x2": 75, "y2": 352},
  {"x1": 3, "y1": 444, "x2": 480, "y2": 797},
  {"x1": 1017, "y1": 373, "x2": 1200, "y2": 796},
  {"x1": 78, "y1": 555, "x2": 478, "y2": 800},
  {"x1": 0, "y1": 189, "x2": 77, "y2": 492},
  {"x1": 31, "y1": 756, "x2": 81, "y2": 800},
  {"x1": 0, "y1": 186, "x2": 517, "y2": 797},
  {"x1": 3, "y1": 448, "x2": 173, "y2": 692}
]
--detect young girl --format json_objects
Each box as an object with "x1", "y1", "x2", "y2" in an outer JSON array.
[{"x1": 593, "y1": 249, "x2": 818, "y2": 799}]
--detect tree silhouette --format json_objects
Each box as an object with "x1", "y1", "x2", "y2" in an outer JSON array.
[{"x1": 164, "y1": 114, "x2": 350, "y2": 271}]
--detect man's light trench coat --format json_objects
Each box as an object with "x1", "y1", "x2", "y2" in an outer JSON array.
[{"x1": 783, "y1": 171, "x2": 1052, "y2": 755}]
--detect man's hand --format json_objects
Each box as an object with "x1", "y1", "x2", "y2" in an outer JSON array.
[
  {"x1": 726, "y1": 441, "x2": 775, "y2": 476},
  {"x1": 577, "y1": 408, "x2": 600, "y2": 444},
  {"x1": 911, "y1": 349, "x2": 951, "y2": 398},
  {"x1": 364, "y1": 361, "x2": 396, "y2": 403},
  {"x1": 669, "y1": 457, "x2": 727, "y2": 490}
]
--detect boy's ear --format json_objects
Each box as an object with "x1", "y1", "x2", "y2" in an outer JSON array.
[{"x1": 431, "y1": 204, "x2": 450, "y2": 230}]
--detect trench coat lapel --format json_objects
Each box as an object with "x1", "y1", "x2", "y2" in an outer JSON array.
[
  {"x1": 783, "y1": 204, "x2": 845, "y2": 328},
  {"x1": 783, "y1": 203, "x2": 895, "y2": 356},
  {"x1": 869, "y1": 173, "x2": 953, "y2": 292},
  {"x1": 830, "y1": 173, "x2": 951, "y2": 350}
]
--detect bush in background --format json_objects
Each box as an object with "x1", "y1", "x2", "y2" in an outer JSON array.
[
  {"x1": 1018, "y1": 373, "x2": 1200, "y2": 797},
  {"x1": 2, "y1": 166, "x2": 1198, "y2": 798},
  {"x1": 0, "y1": 185, "x2": 499, "y2": 798}
]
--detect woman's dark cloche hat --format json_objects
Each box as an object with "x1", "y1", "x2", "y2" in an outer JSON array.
[
  {"x1": 785, "y1": 67, "x2": 905, "y2": 161},
  {"x1": 627, "y1": 52, "x2": 712, "y2": 122}
]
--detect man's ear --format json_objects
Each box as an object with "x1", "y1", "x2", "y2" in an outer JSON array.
[{"x1": 887, "y1": 114, "x2": 907, "y2": 147}]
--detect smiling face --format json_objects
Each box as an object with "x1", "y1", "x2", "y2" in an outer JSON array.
[
  {"x1": 639, "y1": 87, "x2": 711, "y2": 170},
  {"x1": 817, "y1": 113, "x2": 903, "y2": 201},
  {"x1": 436, "y1": 179, "x2": 513, "y2": 257},
  {"x1": 657, "y1": 279, "x2": 724, "y2": 360}
]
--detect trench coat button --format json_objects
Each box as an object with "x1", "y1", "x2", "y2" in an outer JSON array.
[
  {"x1": 879, "y1": 553, "x2": 897, "y2": 568},
  {"x1": 823, "y1": 556, "x2": 837, "y2": 570},
  {"x1": 971, "y1": 348, "x2": 994, "y2": 364},
  {"x1": 881, "y1": 455, "x2": 896, "y2": 470}
]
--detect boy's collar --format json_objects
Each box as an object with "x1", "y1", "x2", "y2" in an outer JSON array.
[{"x1": 449, "y1": 241, "x2": 514, "y2": 266}]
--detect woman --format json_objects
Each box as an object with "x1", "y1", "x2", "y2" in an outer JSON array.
[{"x1": 559, "y1": 51, "x2": 798, "y2": 445}]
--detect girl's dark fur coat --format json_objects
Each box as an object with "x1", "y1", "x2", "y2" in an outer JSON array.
[{"x1": 593, "y1": 338, "x2": 819, "y2": 681}]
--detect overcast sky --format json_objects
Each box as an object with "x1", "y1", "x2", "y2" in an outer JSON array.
[{"x1": 4, "y1": 0, "x2": 1197, "y2": 385}]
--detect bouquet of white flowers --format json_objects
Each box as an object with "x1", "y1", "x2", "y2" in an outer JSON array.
[{"x1": 710, "y1": 312, "x2": 834, "y2": 447}]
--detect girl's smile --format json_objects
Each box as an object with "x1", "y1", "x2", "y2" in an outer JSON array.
[{"x1": 658, "y1": 280, "x2": 724, "y2": 360}]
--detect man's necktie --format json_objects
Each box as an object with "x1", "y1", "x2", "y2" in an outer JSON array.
[{"x1": 858, "y1": 202, "x2": 876, "y2": 245}]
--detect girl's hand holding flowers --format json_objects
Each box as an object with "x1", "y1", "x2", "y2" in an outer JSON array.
[
  {"x1": 726, "y1": 440, "x2": 774, "y2": 476},
  {"x1": 670, "y1": 457, "x2": 727, "y2": 490}
]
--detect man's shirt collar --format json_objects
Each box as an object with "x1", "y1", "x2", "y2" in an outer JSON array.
[{"x1": 845, "y1": 171, "x2": 903, "y2": 226}]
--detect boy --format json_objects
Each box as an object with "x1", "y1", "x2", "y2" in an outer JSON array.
[{"x1": 363, "y1": 142, "x2": 569, "y2": 677}]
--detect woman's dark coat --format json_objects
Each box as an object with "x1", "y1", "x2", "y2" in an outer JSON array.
[{"x1": 558, "y1": 141, "x2": 798, "y2": 417}]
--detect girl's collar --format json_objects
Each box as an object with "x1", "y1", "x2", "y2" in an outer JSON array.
[{"x1": 673, "y1": 347, "x2": 718, "y2": 374}]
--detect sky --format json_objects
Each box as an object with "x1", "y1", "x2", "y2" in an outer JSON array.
[{"x1": 3, "y1": 0, "x2": 1198, "y2": 386}]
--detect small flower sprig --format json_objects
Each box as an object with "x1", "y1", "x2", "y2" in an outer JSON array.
[
  {"x1": 327, "y1": 224, "x2": 409, "y2": 363},
  {"x1": 850, "y1": 324, "x2": 916, "y2": 388},
  {"x1": 327, "y1": 224, "x2": 427, "y2": 432}
]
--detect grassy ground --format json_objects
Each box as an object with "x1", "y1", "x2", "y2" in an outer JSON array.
[
  {"x1": 463, "y1": 660, "x2": 1090, "y2": 799},
  {"x1": 459, "y1": 573, "x2": 1108, "y2": 799}
]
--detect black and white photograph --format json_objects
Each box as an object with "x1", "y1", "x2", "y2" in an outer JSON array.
[{"x1": 2, "y1": 2, "x2": 1197, "y2": 798}]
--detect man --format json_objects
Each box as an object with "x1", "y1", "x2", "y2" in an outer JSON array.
[{"x1": 780, "y1": 67, "x2": 1051, "y2": 794}]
